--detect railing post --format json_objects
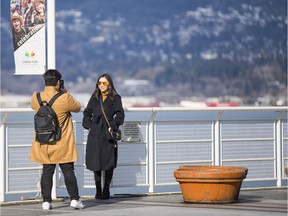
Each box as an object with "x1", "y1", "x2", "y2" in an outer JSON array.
[
  {"x1": 214, "y1": 111, "x2": 223, "y2": 166},
  {"x1": 148, "y1": 111, "x2": 157, "y2": 193},
  {"x1": 276, "y1": 112, "x2": 283, "y2": 187},
  {"x1": 0, "y1": 113, "x2": 9, "y2": 204}
]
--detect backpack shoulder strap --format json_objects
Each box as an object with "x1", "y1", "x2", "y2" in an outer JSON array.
[
  {"x1": 36, "y1": 92, "x2": 42, "y2": 106},
  {"x1": 48, "y1": 91, "x2": 64, "y2": 107}
]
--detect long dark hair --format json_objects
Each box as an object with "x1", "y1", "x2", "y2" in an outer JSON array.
[{"x1": 93, "y1": 73, "x2": 118, "y2": 100}]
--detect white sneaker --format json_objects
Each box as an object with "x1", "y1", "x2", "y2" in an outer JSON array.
[
  {"x1": 42, "y1": 201, "x2": 52, "y2": 210},
  {"x1": 70, "y1": 198, "x2": 84, "y2": 209}
]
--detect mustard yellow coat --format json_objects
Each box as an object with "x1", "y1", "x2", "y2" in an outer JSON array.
[{"x1": 30, "y1": 86, "x2": 81, "y2": 164}]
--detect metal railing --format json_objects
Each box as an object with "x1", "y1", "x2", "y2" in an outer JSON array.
[{"x1": 1, "y1": 106, "x2": 287, "y2": 203}]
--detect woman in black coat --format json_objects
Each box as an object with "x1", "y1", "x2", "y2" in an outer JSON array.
[{"x1": 82, "y1": 74, "x2": 125, "y2": 199}]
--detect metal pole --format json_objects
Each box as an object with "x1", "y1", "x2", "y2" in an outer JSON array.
[
  {"x1": 47, "y1": 0, "x2": 57, "y2": 200},
  {"x1": 47, "y1": 0, "x2": 56, "y2": 69}
]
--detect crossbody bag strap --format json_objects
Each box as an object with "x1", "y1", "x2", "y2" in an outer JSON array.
[{"x1": 100, "y1": 96, "x2": 111, "y2": 128}]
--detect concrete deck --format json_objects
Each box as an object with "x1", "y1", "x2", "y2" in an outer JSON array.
[{"x1": 1, "y1": 188, "x2": 287, "y2": 216}]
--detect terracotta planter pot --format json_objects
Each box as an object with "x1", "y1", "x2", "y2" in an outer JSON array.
[{"x1": 174, "y1": 165, "x2": 248, "y2": 203}]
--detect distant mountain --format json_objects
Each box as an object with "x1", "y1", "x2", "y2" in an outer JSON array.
[{"x1": 1, "y1": 0, "x2": 287, "y2": 103}]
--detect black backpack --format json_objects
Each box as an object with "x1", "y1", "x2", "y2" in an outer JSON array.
[{"x1": 34, "y1": 92, "x2": 64, "y2": 144}]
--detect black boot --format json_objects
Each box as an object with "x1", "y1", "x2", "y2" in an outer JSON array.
[
  {"x1": 95, "y1": 180, "x2": 102, "y2": 199},
  {"x1": 94, "y1": 171, "x2": 102, "y2": 199},
  {"x1": 101, "y1": 170, "x2": 113, "y2": 200}
]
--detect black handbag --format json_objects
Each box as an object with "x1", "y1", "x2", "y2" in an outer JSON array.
[{"x1": 100, "y1": 97, "x2": 122, "y2": 142}]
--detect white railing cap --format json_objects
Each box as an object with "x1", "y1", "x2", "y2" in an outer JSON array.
[{"x1": 1, "y1": 106, "x2": 287, "y2": 113}]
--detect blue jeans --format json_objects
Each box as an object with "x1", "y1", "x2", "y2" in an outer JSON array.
[{"x1": 41, "y1": 162, "x2": 80, "y2": 202}]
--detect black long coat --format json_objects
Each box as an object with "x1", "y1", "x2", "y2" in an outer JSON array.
[{"x1": 82, "y1": 94, "x2": 125, "y2": 171}]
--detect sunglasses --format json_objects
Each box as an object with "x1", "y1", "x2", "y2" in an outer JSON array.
[{"x1": 98, "y1": 81, "x2": 109, "y2": 86}]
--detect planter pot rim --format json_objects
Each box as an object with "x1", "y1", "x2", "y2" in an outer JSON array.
[
  {"x1": 179, "y1": 165, "x2": 248, "y2": 170},
  {"x1": 175, "y1": 165, "x2": 248, "y2": 179}
]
